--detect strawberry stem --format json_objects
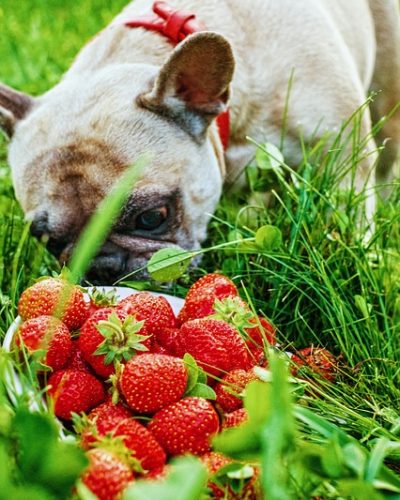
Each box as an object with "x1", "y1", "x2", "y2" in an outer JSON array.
[
  {"x1": 97, "y1": 320, "x2": 125, "y2": 345},
  {"x1": 94, "y1": 312, "x2": 150, "y2": 365}
]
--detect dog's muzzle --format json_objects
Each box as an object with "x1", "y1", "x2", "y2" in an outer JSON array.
[{"x1": 30, "y1": 214, "x2": 128, "y2": 283}]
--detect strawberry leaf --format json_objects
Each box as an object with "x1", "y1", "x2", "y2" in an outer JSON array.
[
  {"x1": 88, "y1": 287, "x2": 118, "y2": 307},
  {"x1": 186, "y1": 383, "x2": 216, "y2": 400},
  {"x1": 183, "y1": 353, "x2": 199, "y2": 393},
  {"x1": 108, "y1": 311, "x2": 122, "y2": 327},
  {"x1": 197, "y1": 369, "x2": 207, "y2": 385},
  {"x1": 94, "y1": 313, "x2": 149, "y2": 364},
  {"x1": 104, "y1": 351, "x2": 115, "y2": 365}
]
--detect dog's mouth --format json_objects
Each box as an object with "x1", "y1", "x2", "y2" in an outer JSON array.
[{"x1": 51, "y1": 234, "x2": 180, "y2": 285}]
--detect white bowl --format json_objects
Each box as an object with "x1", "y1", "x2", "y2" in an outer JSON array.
[{"x1": 2, "y1": 287, "x2": 184, "y2": 415}]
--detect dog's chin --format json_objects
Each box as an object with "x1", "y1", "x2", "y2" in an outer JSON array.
[{"x1": 85, "y1": 254, "x2": 151, "y2": 286}]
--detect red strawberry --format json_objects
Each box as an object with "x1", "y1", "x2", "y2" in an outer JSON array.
[
  {"x1": 75, "y1": 398, "x2": 133, "y2": 449},
  {"x1": 200, "y1": 452, "x2": 233, "y2": 498},
  {"x1": 200, "y1": 452, "x2": 260, "y2": 499},
  {"x1": 177, "y1": 274, "x2": 238, "y2": 324},
  {"x1": 120, "y1": 354, "x2": 188, "y2": 414},
  {"x1": 148, "y1": 397, "x2": 219, "y2": 456},
  {"x1": 150, "y1": 342, "x2": 170, "y2": 355},
  {"x1": 16, "y1": 316, "x2": 72, "y2": 371},
  {"x1": 48, "y1": 368, "x2": 105, "y2": 420},
  {"x1": 222, "y1": 408, "x2": 249, "y2": 430},
  {"x1": 145, "y1": 464, "x2": 170, "y2": 481},
  {"x1": 176, "y1": 319, "x2": 251, "y2": 377},
  {"x1": 211, "y1": 297, "x2": 276, "y2": 364},
  {"x1": 154, "y1": 327, "x2": 183, "y2": 356},
  {"x1": 215, "y1": 369, "x2": 258, "y2": 413},
  {"x1": 117, "y1": 292, "x2": 176, "y2": 340},
  {"x1": 241, "y1": 469, "x2": 262, "y2": 500},
  {"x1": 18, "y1": 277, "x2": 88, "y2": 330},
  {"x1": 78, "y1": 308, "x2": 151, "y2": 378},
  {"x1": 113, "y1": 418, "x2": 166, "y2": 472},
  {"x1": 291, "y1": 346, "x2": 337, "y2": 382},
  {"x1": 67, "y1": 340, "x2": 93, "y2": 373},
  {"x1": 81, "y1": 448, "x2": 134, "y2": 500},
  {"x1": 244, "y1": 316, "x2": 276, "y2": 353}
]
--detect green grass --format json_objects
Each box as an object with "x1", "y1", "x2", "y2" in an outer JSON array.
[{"x1": 1, "y1": 0, "x2": 400, "y2": 498}]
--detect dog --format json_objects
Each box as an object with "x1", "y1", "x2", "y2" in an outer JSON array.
[{"x1": 0, "y1": 0, "x2": 399, "y2": 283}]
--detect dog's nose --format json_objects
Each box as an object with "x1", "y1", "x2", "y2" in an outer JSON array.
[{"x1": 30, "y1": 212, "x2": 49, "y2": 237}]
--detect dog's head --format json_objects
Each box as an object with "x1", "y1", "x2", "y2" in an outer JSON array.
[{"x1": 0, "y1": 33, "x2": 234, "y2": 283}]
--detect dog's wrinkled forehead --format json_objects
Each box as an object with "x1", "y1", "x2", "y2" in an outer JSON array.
[
  {"x1": 11, "y1": 64, "x2": 168, "y2": 166},
  {"x1": 9, "y1": 64, "x2": 206, "y2": 205}
]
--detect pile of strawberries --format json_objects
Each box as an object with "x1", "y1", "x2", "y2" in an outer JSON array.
[{"x1": 14, "y1": 273, "x2": 338, "y2": 499}]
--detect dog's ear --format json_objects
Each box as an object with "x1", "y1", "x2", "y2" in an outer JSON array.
[
  {"x1": 0, "y1": 83, "x2": 34, "y2": 138},
  {"x1": 140, "y1": 32, "x2": 235, "y2": 140}
]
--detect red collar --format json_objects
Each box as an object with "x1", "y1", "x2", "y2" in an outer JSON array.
[{"x1": 125, "y1": 1, "x2": 230, "y2": 150}]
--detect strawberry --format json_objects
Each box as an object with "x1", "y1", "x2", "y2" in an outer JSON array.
[
  {"x1": 222, "y1": 408, "x2": 249, "y2": 430},
  {"x1": 200, "y1": 451, "x2": 233, "y2": 498},
  {"x1": 154, "y1": 327, "x2": 183, "y2": 356},
  {"x1": 67, "y1": 340, "x2": 93, "y2": 373},
  {"x1": 244, "y1": 316, "x2": 275, "y2": 352},
  {"x1": 119, "y1": 354, "x2": 188, "y2": 414},
  {"x1": 211, "y1": 297, "x2": 276, "y2": 364},
  {"x1": 74, "y1": 398, "x2": 133, "y2": 449},
  {"x1": 16, "y1": 315, "x2": 72, "y2": 371},
  {"x1": 216, "y1": 464, "x2": 261, "y2": 500},
  {"x1": 177, "y1": 273, "x2": 238, "y2": 324},
  {"x1": 200, "y1": 452, "x2": 260, "y2": 499},
  {"x1": 113, "y1": 418, "x2": 166, "y2": 472},
  {"x1": 150, "y1": 341, "x2": 170, "y2": 355},
  {"x1": 48, "y1": 368, "x2": 105, "y2": 420},
  {"x1": 176, "y1": 319, "x2": 251, "y2": 377},
  {"x1": 78, "y1": 308, "x2": 151, "y2": 378},
  {"x1": 148, "y1": 397, "x2": 220, "y2": 456},
  {"x1": 117, "y1": 292, "x2": 176, "y2": 340},
  {"x1": 145, "y1": 464, "x2": 170, "y2": 481},
  {"x1": 81, "y1": 448, "x2": 134, "y2": 500},
  {"x1": 18, "y1": 277, "x2": 88, "y2": 330},
  {"x1": 215, "y1": 369, "x2": 258, "y2": 413},
  {"x1": 291, "y1": 346, "x2": 337, "y2": 382}
]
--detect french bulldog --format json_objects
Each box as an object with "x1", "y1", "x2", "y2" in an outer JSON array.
[{"x1": 0, "y1": 0, "x2": 399, "y2": 283}]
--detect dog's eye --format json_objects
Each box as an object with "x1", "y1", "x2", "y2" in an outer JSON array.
[{"x1": 135, "y1": 207, "x2": 168, "y2": 230}]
